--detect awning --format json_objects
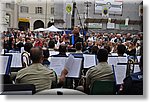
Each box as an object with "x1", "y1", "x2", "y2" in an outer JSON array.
[
  {"x1": 19, "y1": 18, "x2": 29, "y2": 22},
  {"x1": 54, "y1": 19, "x2": 65, "y2": 23}
]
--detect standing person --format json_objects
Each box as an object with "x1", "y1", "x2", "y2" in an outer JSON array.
[
  {"x1": 71, "y1": 26, "x2": 83, "y2": 47},
  {"x1": 16, "y1": 47, "x2": 68, "y2": 92}
]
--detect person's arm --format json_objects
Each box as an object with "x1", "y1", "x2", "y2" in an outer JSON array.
[{"x1": 58, "y1": 68, "x2": 68, "y2": 85}]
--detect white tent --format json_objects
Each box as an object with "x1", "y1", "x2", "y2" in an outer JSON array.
[
  {"x1": 45, "y1": 25, "x2": 62, "y2": 32},
  {"x1": 34, "y1": 28, "x2": 46, "y2": 32}
]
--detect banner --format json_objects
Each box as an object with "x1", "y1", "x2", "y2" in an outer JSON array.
[
  {"x1": 66, "y1": 3, "x2": 73, "y2": 14},
  {"x1": 102, "y1": 5, "x2": 109, "y2": 17},
  {"x1": 95, "y1": 0, "x2": 123, "y2": 15}
]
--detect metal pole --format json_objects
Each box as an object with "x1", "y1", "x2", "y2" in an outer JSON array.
[
  {"x1": 71, "y1": 2, "x2": 76, "y2": 30},
  {"x1": 45, "y1": 0, "x2": 47, "y2": 28}
]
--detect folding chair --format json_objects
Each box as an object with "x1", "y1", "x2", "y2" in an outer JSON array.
[
  {"x1": 1, "y1": 84, "x2": 36, "y2": 95},
  {"x1": 90, "y1": 80, "x2": 116, "y2": 95}
]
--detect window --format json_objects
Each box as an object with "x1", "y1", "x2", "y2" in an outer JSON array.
[
  {"x1": 35, "y1": 7, "x2": 43, "y2": 14},
  {"x1": 6, "y1": 3, "x2": 11, "y2": 9},
  {"x1": 20, "y1": 6, "x2": 29, "y2": 13},
  {"x1": 51, "y1": 7, "x2": 54, "y2": 15}
]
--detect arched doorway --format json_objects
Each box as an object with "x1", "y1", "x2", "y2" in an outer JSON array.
[
  {"x1": 48, "y1": 21, "x2": 54, "y2": 27},
  {"x1": 18, "y1": 22, "x2": 30, "y2": 31},
  {"x1": 33, "y1": 20, "x2": 44, "y2": 29}
]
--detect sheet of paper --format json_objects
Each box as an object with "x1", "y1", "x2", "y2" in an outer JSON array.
[
  {"x1": 113, "y1": 65, "x2": 127, "y2": 85},
  {"x1": 50, "y1": 57, "x2": 66, "y2": 76},
  {"x1": 108, "y1": 57, "x2": 118, "y2": 65},
  {"x1": 65, "y1": 55, "x2": 74, "y2": 71},
  {"x1": 67, "y1": 58, "x2": 82, "y2": 78},
  {"x1": 108, "y1": 57, "x2": 127, "y2": 65},
  {"x1": 6, "y1": 53, "x2": 22, "y2": 68},
  {"x1": 83, "y1": 54, "x2": 96, "y2": 68},
  {"x1": 117, "y1": 57, "x2": 127, "y2": 63},
  {"x1": 0, "y1": 56, "x2": 9, "y2": 74}
]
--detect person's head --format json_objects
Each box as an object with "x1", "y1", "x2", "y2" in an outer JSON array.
[
  {"x1": 97, "y1": 48, "x2": 108, "y2": 62},
  {"x1": 91, "y1": 46, "x2": 99, "y2": 55},
  {"x1": 59, "y1": 44, "x2": 67, "y2": 54},
  {"x1": 75, "y1": 42, "x2": 82, "y2": 51},
  {"x1": 139, "y1": 55, "x2": 143, "y2": 72},
  {"x1": 48, "y1": 40, "x2": 55, "y2": 49},
  {"x1": 30, "y1": 47, "x2": 43, "y2": 63},
  {"x1": 104, "y1": 45, "x2": 111, "y2": 54},
  {"x1": 24, "y1": 42, "x2": 33, "y2": 53},
  {"x1": 43, "y1": 49, "x2": 49, "y2": 59},
  {"x1": 117, "y1": 44, "x2": 126, "y2": 56},
  {"x1": 72, "y1": 26, "x2": 79, "y2": 36}
]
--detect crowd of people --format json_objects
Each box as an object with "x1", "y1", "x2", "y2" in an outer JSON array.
[{"x1": 0, "y1": 26, "x2": 143, "y2": 95}]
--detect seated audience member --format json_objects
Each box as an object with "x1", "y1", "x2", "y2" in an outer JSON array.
[
  {"x1": 16, "y1": 47, "x2": 68, "y2": 92},
  {"x1": 104, "y1": 45, "x2": 111, "y2": 56},
  {"x1": 42, "y1": 48, "x2": 50, "y2": 67},
  {"x1": 52, "y1": 44, "x2": 67, "y2": 57},
  {"x1": 75, "y1": 42, "x2": 82, "y2": 53},
  {"x1": 119, "y1": 56, "x2": 143, "y2": 95},
  {"x1": 84, "y1": 49, "x2": 114, "y2": 93},
  {"x1": 48, "y1": 40, "x2": 55, "y2": 51},
  {"x1": 117, "y1": 44, "x2": 126, "y2": 56},
  {"x1": 91, "y1": 46, "x2": 99, "y2": 55},
  {"x1": 126, "y1": 42, "x2": 136, "y2": 56}
]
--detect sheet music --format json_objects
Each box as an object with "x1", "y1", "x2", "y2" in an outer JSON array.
[
  {"x1": 117, "y1": 57, "x2": 127, "y2": 63},
  {"x1": 50, "y1": 57, "x2": 66, "y2": 76},
  {"x1": 6, "y1": 53, "x2": 22, "y2": 68},
  {"x1": 113, "y1": 65, "x2": 127, "y2": 84},
  {"x1": 65, "y1": 55, "x2": 74, "y2": 71},
  {"x1": 108, "y1": 57, "x2": 127, "y2": 65},
  {"x1": 108, "y1": 57, "x2": 118, "y2": 65},
  {"x1": 49, "y1": 55, "x2": 82, "y2": 78},
  {"x1": 67, "y1": 58, "x2": 82, "y2": 78},
  {"x1": 0, "y1": 56, "x2": 9, "y2": 74},
  {"x1": 83, "y1": 54, "x2": 96, "y2": 68}
]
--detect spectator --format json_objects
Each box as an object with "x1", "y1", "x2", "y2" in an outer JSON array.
[
  {"x1": 117, "y1": 44, "x2": 126, "y2": 56},
  {"x1": 91, "y1": 46, "x2": 99, "y2": 55},
  {"x1": 52, "y1": 44, "x2": 67, "y2": 57},
  {"x1": 42, "y1": 48, "x2": 50, "y2": 67},
  {"x1": 75, "y1": 42, "x2": 82, "y2": 53},
  {"x1": 16, "y1": 47, "x2": 68, "y2": 92}
]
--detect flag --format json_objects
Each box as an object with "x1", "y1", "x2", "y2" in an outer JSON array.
[
  {"x1": 66, "y1": 3, "x2": 73, "y2": 14},
  {"x1": 102, "y1": 5, "x2": 109, "y2": 17}
]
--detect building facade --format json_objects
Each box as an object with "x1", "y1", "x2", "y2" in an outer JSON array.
[
  {"x1": 55, "y1": 0, "x2": 143, "y2": 34},
  {"x1": 0, "y1": 0, "x2": 54, "y2": 31},
  {"x1": 0, "y1": 0, "x2": 143, "y2": 33}
]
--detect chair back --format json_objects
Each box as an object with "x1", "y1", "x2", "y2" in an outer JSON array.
[
  {"x1": 1, "y1": 84, "x2": 36, "y2": 95},
  {"x1": 90, "y1": 80, "x2": 116, "y2": 95}
]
